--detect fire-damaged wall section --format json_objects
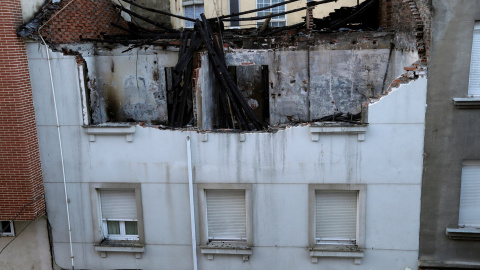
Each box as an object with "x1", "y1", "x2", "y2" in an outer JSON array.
[
  {"x1": 212, "y1": 31, "x2": 418, "y2": 127},
  {"x1": 69, "y1": 44, "x2": 178, "y2": 125},
  {"x1": 69, "y1": 31, "x2": 418, "y2": 128}
]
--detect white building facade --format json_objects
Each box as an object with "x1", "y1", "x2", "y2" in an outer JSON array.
[{"x1": 27, "y1": 41, "x2": 426, "y2": 269}]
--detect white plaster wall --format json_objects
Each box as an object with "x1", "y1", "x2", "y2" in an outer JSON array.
[{"x1": 28, "y1": 42, "x2": 426, "y2": 269}]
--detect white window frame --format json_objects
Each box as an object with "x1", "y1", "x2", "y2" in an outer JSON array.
[
  {"x1": 0, "y1": 221, "x2": 14, "y2": 236},
  {"x1": 198, "y1": 184, "x2": 253, "y2": 245},
  {"x1": 90, "y1": 183, "x2": 144, "y2": 243},
  {"x1": 446, "y1": 161, "x2": 480, "y2": 240},
  {"x1": 101, "y1": 219, "x2": 139, "y2": 241},
  {"x1": 314, "y1": 190, "x2": 359, "y2": 246},
  {"x1": 468, "y1": 21, "x2": 480, "y2": 97},
  {"x1": 308, "y1": 184, "x2": 366, "y2": 264},
  {"x1": 197, "y1": 184, "x2": 253, "y2": 260},
  {"x1": 458, "y1": 161, "x2": 480, "y2": 228},
  {"x1": 256, "y1": 0, "x2": 287, "y2": 28},
  {"x1": 183, "y1": 0, "x2": 204, "y2": 28}
]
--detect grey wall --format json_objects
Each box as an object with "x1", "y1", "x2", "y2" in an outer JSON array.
[
  {"x1": 0, "y1": 218, "x2": 52, "y2": 270},
  {"x1": 419, "y1": 0, "x2": 480, "y2": 267}
]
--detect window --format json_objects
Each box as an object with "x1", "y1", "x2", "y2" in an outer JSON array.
[
  {"x1": 458, "y1": 161, "x2": 480, "y2": 228},
  {"x1": 184, "y1": 4, "x2": 204, "y2": 28},
  {"x1": 315, "y1": 190, "x2": 358, "y2": 245},
  {"x1": 468, "y1": 22, "x2": 480, "y2": 97},
  {"x1": 229, "y1": 0, "x2": 240, "y2": 28},
  {"x1": 446, "y1": 161, "x2": 480, "y2": 240},
  {"x1": 91, "y1": 183, "x2": 145, "y2": 257},
  {"x1": 100, "y1": 190, "x2": 138, "y2": 240},
  {"x1": 257, "y1": 0, "x2": 286, "y2": 27},
  {"x1": 0, "y1": 221, "x2": 14, "y2": 236},
  {"x1": 198, "y1": 184, "x2": 253, "y2": 260},
  {"x1": 206, "y1": 189, "x2": 247, "y2": 241},
  {"x1": 308, "y1": 184, "x2": 366, "y2": 264}
]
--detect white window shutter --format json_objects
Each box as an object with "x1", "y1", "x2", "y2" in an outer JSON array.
[
  {"x1": 315, "y1": 190, "x2": 357, "y2": 241},
  {"x1": 100, "y1": 190, "x2": 137, "y2": 220},
  {"x1": 468, "y1": 22, "x2": 480, "y2": 96},
  {"x1": 206, "y1": 189, "x2": 246, "y2": 240},
  {"x1": 459, "y1": 165, "x2": 480, "y2": 227}
]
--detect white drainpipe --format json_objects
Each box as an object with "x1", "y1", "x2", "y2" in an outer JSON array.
[
  {"x1": 186, "y1": 136, "x2": 198, "y2": 270},
  {"x1": 37, "y1": 1, "x2": 78, "y2": 268}
]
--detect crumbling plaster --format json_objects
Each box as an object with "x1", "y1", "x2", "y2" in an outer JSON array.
[{"x1": 62, "y1": 32, "x2": 418, "y2": 128}]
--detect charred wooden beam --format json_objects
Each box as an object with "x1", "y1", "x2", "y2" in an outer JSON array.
[{"x1": 199, "y1": 15, "x2": 266, "y2": 130}]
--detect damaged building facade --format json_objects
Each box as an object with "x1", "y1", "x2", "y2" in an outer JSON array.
[{"x1": 8, "y1": 0, "x2": 433, "y2": 269}]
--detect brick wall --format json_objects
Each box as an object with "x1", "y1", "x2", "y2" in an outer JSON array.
[
  {"x1": 378, "y1": 0, "x2": 431, "y2": 61},
  {"x1": 0, "y1": 0, "x2": 45, "y2": 220},
  {"x1": 39, "y1": 0, "x2": 129, "y2": 44}
]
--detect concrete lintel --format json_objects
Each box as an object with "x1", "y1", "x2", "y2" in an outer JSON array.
[
  {"x1": 310, "y1": 125, "x2": 367, "y2": 142},
  {"x1": 453, "y1": 98, "x2": 480, "y2": 109},
  {"x1": 446, "y1": 227, "x2": 480, "y2": 240},
  {"x1": 201, "y1": 247, "x2": 252, "y2": 261},
  {"x1": 94, "y1": 245, "x2": 145, "y2": 258},
  {"x1": 85, "y1": 126, "x2": 136, "y2": 142},
  {"x1": 309, "y1": 250, "x2": 364, "y2": 264},
  {"x1": 200, "y1": 247, "x2": 253, "y2": 255}
]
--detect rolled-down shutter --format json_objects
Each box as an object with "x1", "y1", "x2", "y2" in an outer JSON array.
[
  {"x1": 206, "y1": 189, "x2": 246, "y2": 240},
  {"x1": 100, "y1": 190, "x2": 137, "y2": 220},
  {"x1": 468, "y1": 22, "x2": 480, "y2": 96},
  {"x1": 315, "y1": 190, "x2": 357, "y2": 241},
  {"x1": 459, "y1": 165, "x2": 480, "y2": 227}
]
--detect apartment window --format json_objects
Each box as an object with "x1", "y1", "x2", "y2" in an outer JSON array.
[
  {"x1": 229, "y1": 0, "x2": 240, "y2": 28},
  {"x1": 468, "y1": 22, "x2": 480, "y2": 96},
  {"x1": 91, "y1": 183, "x2": 145, "y2": 258},
  {"x1": 315, "y1": 190, "x2": 358, "y2": 245},
  {"x1": 198, "y1": 184, "x2": 253, "y2": 260},
  {"x1": 100, "y1": 189, "x2": 139, "y2": 240},
  {"x1": 184, "y1": 3, "x2": 204, "y2": 28},
  {"x1": 207, "y1": 189, "x2": 247, "y2": 241},
  {"x1": 308, "y1": 184, "x2": 366, "y2": 264},
  {"x1": 0, "y1": 221, "x2": 14, "y2": 236},
  {"x1": 446, "y1": 161, "x2": 480, "y2": 240},
  {"x1": 257, "y1": 0, "x2": 286, "y2": 27},
  {"x1": 458, "y1": 162, "x2": 480, "y2": 228}
]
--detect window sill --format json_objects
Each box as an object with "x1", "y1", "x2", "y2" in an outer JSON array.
[
  {"x1": 84, "y1": 125, "x2": 136, "y2": 142},
  {"x1": 310, "y1": 122, "x2": 368, "y2": 142},
  {"x1": 309, "y1": 246, "x2": 364, "y2": 265},
  {"x1": 94, "y1": 240, "x2": 145, "y2": 258},
  {"x1": 453, "y1": 98, "x2": 480, "y2": 109},
  {"x1": 200, "y1": 242, "x2": 252, "y2": 261},
  {"x1": 446, "y1": 227, "x2": 480, "y2": 240}
]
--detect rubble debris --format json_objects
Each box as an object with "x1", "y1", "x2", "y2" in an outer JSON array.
[{"x1": 314, "y1": 112, "x2": 362, "y2": 123}]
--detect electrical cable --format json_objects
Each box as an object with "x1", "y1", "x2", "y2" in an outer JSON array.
[
  {"x1": 0, "y1": 210, "x2": 45, "y2": 255},
  {"x1": 0, "y1": 193, "x2": 45, "y2": 238}
]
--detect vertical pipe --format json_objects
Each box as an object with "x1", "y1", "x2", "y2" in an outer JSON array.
[
  {"x1": 186, "y1": 136, "x2": 198, "y2": 270},
  {"x1": 36, "y1": 2, "x2": 78, "y2": 268}
]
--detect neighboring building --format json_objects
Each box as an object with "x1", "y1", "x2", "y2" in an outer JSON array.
[
  {"x1": 419, "y1": 0, "x2": 480, "y2": 269},
  {"x1": 0, "y1": 0, "x2": 51, "y2": 269},
  {"x1": 171, "y1": 0, "x2": 366, "y2": 29}
]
